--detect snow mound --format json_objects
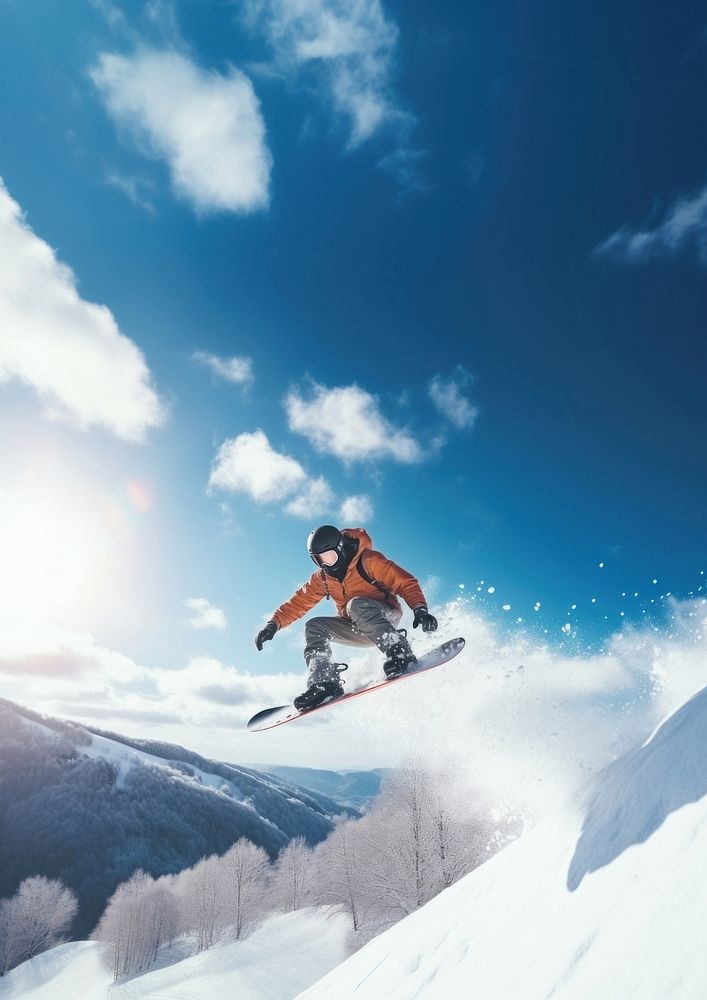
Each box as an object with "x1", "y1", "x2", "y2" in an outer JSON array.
[
  {"x1": 298, "y1": 683, "x2": 707, "y2": 999},
  {"x1": 0, "y1": 909, "x2": 349, "y2": 1000},
  {"x1": 0, "y1": 941, "x2": 111, "y2": 1000}
]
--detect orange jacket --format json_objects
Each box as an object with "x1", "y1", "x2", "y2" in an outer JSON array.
[{"x1": 270, "y1": 528, "x2": 427, "y2": 630}]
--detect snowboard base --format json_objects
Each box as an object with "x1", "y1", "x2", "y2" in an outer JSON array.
[{"x1": 247, "y1": 636, "x2": 465, "y2": 733}]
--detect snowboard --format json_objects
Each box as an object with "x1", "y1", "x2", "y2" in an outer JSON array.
[{"x1": 247, "y1": 636, "x2": 465, "y2": 733}]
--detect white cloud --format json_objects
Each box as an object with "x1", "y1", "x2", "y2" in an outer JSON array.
[
  {"x1": 0, "y1": 621, "x2": 146, "y2": 685},
  {"x1": 285, "y1": 381, "x2": 421, "y2": 463},
  {"x1": 90, "y1": 48, "x2": 271, "y2": 214},
  {"x1": 0, "y1": 178, "x2": 166, "y2": 442},
  {"x1": 246, "y1": 0, "x2": 405, "y2": 147},
  {"x1": 191, "y1": 350, "x2": 253, "y2": 386},
  {"x1": 377, "y1": 147, "x2": 429, "y2": 199},
  {"x1": 595, "y1": 180, "x2": 707, "y2": 264},
  {"x1": 90, "y1": 0, "x2": 128, "y2": 31},
  {"x1": 429, "y1": 367, "x2": 479, "y2": 430},
  {"x1": 207, "y1": 428, "x2": 342, "y2": 521},
  {"x1": 103, "y1": 169, "x2": 156, "y2": 214},
  {"x1": 285, "y1": 475, "x2": 335, "y2": 518},
  {"x1": 150, "y1": 655, "x2": 302, "y2": 717},
  {"x1": 208, "y1": 428, "x2": 307, "y2": 502},
  {"x1": 339, "y1": 493, "x2": 373, "y2": 522},
  {"x1": 0, "y1": 618, "x2": 301, "y2": 737},
  {"x1": 185, "y1": 597, "x2": 227, "y2": 631}
]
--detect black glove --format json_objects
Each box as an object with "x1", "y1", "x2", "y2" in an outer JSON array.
[
  {"x1": 413, "y1": 606, "x2": 438, "y2": 632},
  {"x1": 255, "y1": 620, "x2": 278, "y2": 651}
]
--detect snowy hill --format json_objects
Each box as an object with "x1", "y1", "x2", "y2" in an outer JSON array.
[
  {"x1": 0, "y1": 908, "x2": 349, "y2": 1000},
  {"x1": 298, "y1": 682, "x2": 707, "y2": 999},
  {"x1": 0, "y1": 699, "x2": 354, "y2": 935}
]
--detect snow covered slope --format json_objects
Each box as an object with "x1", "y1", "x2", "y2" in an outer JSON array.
[
  {"x1": 299, "y1": 682, "x2": 707, "y2": 999},
  {"x1": 0, "y1": 909, "x2": 349, "y2": 1000}
]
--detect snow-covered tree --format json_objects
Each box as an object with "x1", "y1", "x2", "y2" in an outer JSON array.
[
  {"x1": 0, "y1": 876, "x2": 77, "y2": 975},
  {"x1": 308, "y1": 760, "x2": 519, "y2": 944},
  {"x1": 0, "y1": 896, "x2": 19, "y2": 976},
  {"x1": 270, "y1": 836, "x2": 313, "y2": 912},
  {"x1": 221, "y1": 838, "x2": 270, "y2": 938},
  {"x1": 313, "y1": 818, "x2": 367, "y2": 931},
  {"x1": 174, "y1": 855, "x2": 225, "y2": 953},
  {"x1": 93, "y1": 870, "x2": 177, "y2": 979}
]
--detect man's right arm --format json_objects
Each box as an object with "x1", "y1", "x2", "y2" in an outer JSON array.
[{"x1": 270, "y1": 571, "x2": 327, "y2": 630}]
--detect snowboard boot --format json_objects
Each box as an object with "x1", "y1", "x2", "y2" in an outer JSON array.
[
  {"x1": 382, "y1": 629, "x2": 417, "y2": 679},
  {"x1": 294, "y1": 662, "x2": 348, "y2": 712}
]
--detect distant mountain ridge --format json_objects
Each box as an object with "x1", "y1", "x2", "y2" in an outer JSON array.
[
  {"x1": 253, "y1": 765, "x2": 389, "y2": 809},
  {"x1": 0, "y1": 698, "x2": 356, "y2": 937}
]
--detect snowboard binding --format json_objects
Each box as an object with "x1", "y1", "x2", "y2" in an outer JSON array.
[
  {"x1": 294, "y1": 663, "x2": 348, "y2": 712},
  {"x1": 382, "y1": 629, "x2": 417, "y2": 679}
]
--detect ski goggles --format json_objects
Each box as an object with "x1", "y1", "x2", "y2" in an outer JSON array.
[{"x1": 312, "y1": 548, "x2": 340, "y2": 567}]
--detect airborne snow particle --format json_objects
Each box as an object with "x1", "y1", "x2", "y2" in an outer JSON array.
[
  {"x1": 459, "y1": 583, "x2": 465, "y2": 589},
  {"x1": 487, "y1": 586, "x2": 495, "y2": 593},
  {"x1": 599, "y1": 562, "x2": 604, "y2": 568},
  {"x1": 591, "y1": 597, "x2": 597, "y2": 603},
  {"x1": 561, "y1": 623, "x2": 571, "y2": 633},
  {"x1": 502, "y1": 604, "x2": 511, "y2": 611},
  {"x1": 652, "y1": 579, "x2": 658, "y2": 584},
  {"x1": 533, "y1": 602, "x2": 541, "y2": 611},
  {"x1": 571, "y1": 604, "x2": 576, "y2": 610}
]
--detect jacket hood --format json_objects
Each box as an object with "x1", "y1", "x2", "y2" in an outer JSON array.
[{"x1": 342, "y1": 527, "x2": 373, "y2": 554}]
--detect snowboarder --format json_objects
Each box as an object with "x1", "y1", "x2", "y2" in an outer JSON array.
[{"x1": 255, "y1": 525, "x2": 438, "y2": 711}]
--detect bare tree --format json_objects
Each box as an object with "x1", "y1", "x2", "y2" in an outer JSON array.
[
  {"x1": 94, "y1": 870, "x2": 177, "y2": 979},
  {"x1": 175, "y1": 855, "x2": 225, "y2": 953},
  {"x1": 0, "y1": 877, "x2": 77, "y2": 975},
  {"x1": 313, "y1": 819, "x2": 367, "y2": 931},
  {"x1": 309, "y1": 760, "x2": 519, "y2": 944},
  {"x1": 421, "y1": 768, "x2": 496, "y2": 892},
  {"x1": 0, "y1": 897, "x2": 19, "y2": 976},
  {"x1": 354, "y1": 762, "x2": 438, "y2": 922},
  {"x1": 221, "y1": 838, "x2": 270, "y2": 938},
  {"x1": 270, "y1": 837, "x2": 313, "y2": 913}
]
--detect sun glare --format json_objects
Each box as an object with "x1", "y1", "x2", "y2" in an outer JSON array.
[{"x1": 0, "y1": 483, "x2": 134, "y2": 621}]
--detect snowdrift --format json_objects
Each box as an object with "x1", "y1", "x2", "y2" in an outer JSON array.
[
  {"x1": 299, "y1": 683, "x2": 707, "y2": 999},
  {"x1": 0, "y1": 908, "x2": 349, "y2": 1000}
]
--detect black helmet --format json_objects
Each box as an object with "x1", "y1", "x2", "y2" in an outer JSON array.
[{"x1": 307, "y1": 525, "x2": 344, "y2": 568}]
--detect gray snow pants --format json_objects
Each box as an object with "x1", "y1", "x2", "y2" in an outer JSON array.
[{"x1": 304, "y1": 596, "x2": 403, "y2": 683}]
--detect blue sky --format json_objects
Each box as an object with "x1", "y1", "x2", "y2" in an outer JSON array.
[{"x1": 1, "y1": 0, "x2": 706, "y2": 761}]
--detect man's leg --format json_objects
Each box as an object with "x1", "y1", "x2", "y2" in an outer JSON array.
[
  {"x1": 346, "y1": 597, "x2": 415, "y2": 677},
  {"x1": 344, "y1": 597, "x2": 403, "y2": 651},
  {"x1": 300, "y1": 600, "x2": 411, "y2": 706},
  {"x1": 303, "y1": 614, "x2": 375, "y2": 682},
  {"x1": 295, "y1": 615, "x2": 367, "y2": 711}
]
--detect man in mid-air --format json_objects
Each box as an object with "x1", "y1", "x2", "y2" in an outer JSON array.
[{"x1": 255, "y1": 525, "x2": 438, "y2": 711}]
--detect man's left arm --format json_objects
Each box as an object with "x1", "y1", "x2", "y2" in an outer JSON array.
[
  {"x1": 365, "y1": 551, "x2": 426, "y2": 610},
  {"x1": 365, "y1": 551, "x2": 438, "y2": 632}
]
